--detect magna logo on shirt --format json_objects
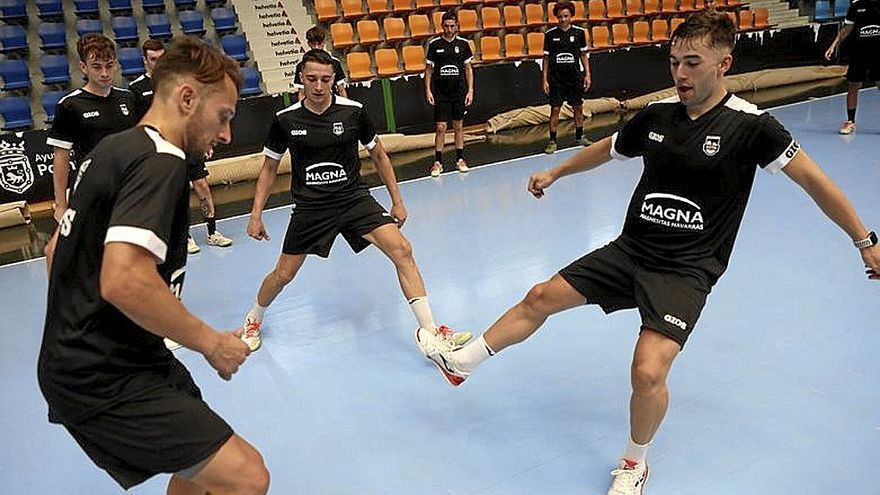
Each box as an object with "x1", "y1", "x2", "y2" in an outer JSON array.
[
  {"x1": 859, "y1": 25, "x2": 880, "y2": 37},
  {"x1": 83, "y1": 111, "x2": 100, "y2": 118},
  {"x1": 439, "y1": 65, "x2": 460, "y2": 77},
  {"x1": 305, "y1": 162, "x2": 348, "y2": 186},
  {"x1": 639, "y1": 193, "x2": 704, "y2": 231},
  {"x1": 555, "y1": 53, "x2": 576, "y2": 64}
]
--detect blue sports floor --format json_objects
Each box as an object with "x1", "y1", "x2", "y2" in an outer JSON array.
[{"x1": 2, "y1": 91, "x2": 878, "y2": 494}]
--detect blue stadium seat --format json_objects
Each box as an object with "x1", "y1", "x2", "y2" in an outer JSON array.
[
  {"x1": 179, "y1": 10, "x2": 206, "y2": 35},
  {"x1": 74, "y1": 0, "x2": 99, "y2": 17},
  {"x1": 0, "y1": 0, "x2": 27, "y2": 22},
  {"x1": 76, "y1": 19, "x2": 104, "y2": 36},
  {"x1": 814, "y1": 0, "x2": 832, "y2": 20},
  {"x1": 0, "y1": 96, "x2": 33, "y2": 130},
  {"x1": 36, "y1": 0, "x2": 63, "y2": 20},
  {"x1": 833, "y1": 0, "x2": 849, "y2": 18},
  {"x1": 221, "y1": 34, "x2": 248, "y2": 61},
  {"x1": 112, "y1": 16, "x2": 139, "y2": 43},
  {"x1": 39, "y1": 23, "x2": 67, "y2": 51},
  {"x1": 142, "y1": 0, "x2": 165, "y2": 11},
  {"x1": 118, "y1": 47, "x2": 145, "y2": 76},
  {"x1": 40, "y1": 91, "x2": 65, "y2": 124},
  {"x1": 206, "y1": 0, "x2": 227, "y2": 6},
  {"x1": 40, "y1": 55, "x2": 70, "y2": 84},
  {"x1": 211, "y1": 7, "x2": 237, "y2": 33},
  {"x1": 175, "y1": 0, "x2": 198, "y2": 9},
  {"x1": 146, "y1": 13, "x2": 173, "y2": 39},
  {"x1": 0, "y1": 25, "x2": 27, "y2": 54},
  {"x1": 240, "y1": 67, "x2": 262, "y2": 96},
  {"x1": 0, "y1": 59, "x2": 29, "y2": 91},
  {"x1": 108, "y1": 0, "x2": 133, "y2": 13},
  {"x1": 42, "y1": 90, "x2": 67, "y2": 123}
]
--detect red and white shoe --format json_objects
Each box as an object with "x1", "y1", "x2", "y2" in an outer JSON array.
[
  {"x1": 607, "y1": 459, "x2": 649, "y2": 495},
  {"x1": 839, "y1": 121, "x2": 856, "y2": 135},
  {"x1": 415, "y1": 327, "x2": 470, "y2": 387},
  {"x1": 241, "y1": 315, "x2": 262, "y2": 352}
]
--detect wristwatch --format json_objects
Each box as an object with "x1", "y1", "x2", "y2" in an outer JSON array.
[{"x1": 854, "y1": 231, "x2": 877, "y2": 249}]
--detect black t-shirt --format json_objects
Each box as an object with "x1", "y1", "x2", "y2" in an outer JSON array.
[
  {"x1": 128, "y1": 73, "x2": 154, "y2": 121},
  {"x1": 425, "y1": 35, "x2": 473, "y2": 96},
  {"x1": 543, "y1": 25, "x2": 589, "y2": 82},
  {"x1": 292, "y1": 53, "x2": 347, "y2": 94},
  {"x1": 610, "y1": 93, "x2": 798, "y2": 280},
  {"x1": 46, "y1": 87, "x2": 139, "y2": 169},
  {"x1": 263, "y1": 95, "x2": 379, "y2": 209},
  {"x1": 845, "y1": 0, "x2": 880, "y2": 50},
  {"x1": 38, "y1": 125, "x2": 190, "y2": 425}
]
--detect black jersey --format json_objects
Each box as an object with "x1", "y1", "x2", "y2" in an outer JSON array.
[
  {"x1": 128, "y1": 73, "x2": 154, "y2": 121},
  {"x1": 46, "y1": 87, "x2": 139, "y2": 167},
  {"x1": 845, "y1": 0, "x2": 880, "y2": 50},
  {"x1": 263, "y1": 95, "x2": 378, "y2": 209},
  {"x1": 610, "y1": 93, "x2": 798, "y2": 279},
  {"x1": 543, "y1": 25, "x2": 589, "y2": 80},
  {"x1": 38, "y1": 125, "x2": 190, "y2": 425},
  {"x1": 425, "y1": 35, "x2": 473, "y2": 96},
  {"x1": 292, "y1": 52, "x2": 347, "y2": 93}
]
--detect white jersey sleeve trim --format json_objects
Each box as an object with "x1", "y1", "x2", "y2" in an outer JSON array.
[
  {"x1": 105, "y1": 226, "x2": 167, "y2": 263},
  {"x1": 335, "y1": 96, "x2": 364, "y2": 108},
  {"x1": 277, "y1": 101, "x2": 302, "y2": 116},
  {"x1": 143, "y1": 127, "x2": 185, "y2": 159},
  {"x1": 47, "y1": 137, "x2": 73, "y2": 149},
  {"x1": 844, "y1": 19, "x2": 854, "y2": 24},
  {"x1": 57, "y1": 89, "x2": 82, "y2": 105},
  {"x1": 263, "y1": 147, "x2": 284, "y2": 160},
  {"x1": 610, "y1": 131, "x2": 628, "y2": 160},
  {"x1": 764, "y1": 139, "x2": 800, "y2": 174},
  {"x1": 364, "y1": 135, "x2": 378, "y2": 151}
]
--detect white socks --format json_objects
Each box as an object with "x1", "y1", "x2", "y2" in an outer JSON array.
[
  {"x1": 248, "y1": 301, "x2": 267, "y2": 322},
  {"x1": 622, "y1": 437, "x2": 652, "y2": 465},
  {"x1": 454, "y1": 335, "x2": 495, "y2": 372},
  {"x1": 408, "y1": 297, "x2": 436, "y2": 331}
]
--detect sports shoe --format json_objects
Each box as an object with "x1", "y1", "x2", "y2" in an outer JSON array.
[
  {"x1": 206, "y1": 231, "x2": 233, "y2": 247},
  {"x1": 187, "y1": 236, "x2": 200, "y2": 255},
  {"x1": 455, "y1": 158, "x2": 470, "y2": 173},
  {"x1": 241, "y1": 315, "x2": 262, "y2": 352},
  {"x1": 430, "y1": 161, "x2": 443, "y2": 177},
  {"x1": 579, "y1": 135, "x2": 593, "y2": 147},
  {"x1": 435, "y1": 324, "x2": 472, "y2": 347},
  {"x1": 164, "y1": 338, "x2": 182, "y2": 351},
  {"x1": 415, "y1": 327, "x2": 470, "y2": 386},
  {"x1": 544, "y1": 141, "x2": 557, "y2": 154},
  {"x1": 607, "y1": 459, "x2": 649, "y2": 495},
  {"x1": 839, "y1": 121, "x2": 856, "y2": 135}
]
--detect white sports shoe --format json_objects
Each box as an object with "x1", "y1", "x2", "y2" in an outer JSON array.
[
  {"x1": 164, "y1": 338, "x2": 182, "y2": 351},
  {"x1": 607, "y1": 459, "x2": 649, "y2": 495},
  {"x1": 206, "y1": 231, "x2": 233, "y2": 247},
  {"x1": 415, "y1": 327, "x2": 470, "y2": 386},
  {"x1": 241, "y1": 314, "x2": 262, "y2": 352},
  {"x1": 187, "y1": 236, "x2": 200, "y2": 255}
]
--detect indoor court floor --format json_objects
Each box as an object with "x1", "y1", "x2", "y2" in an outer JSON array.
[{"x1": 2, "y1": 90, "x2": 878, "y2": 494}]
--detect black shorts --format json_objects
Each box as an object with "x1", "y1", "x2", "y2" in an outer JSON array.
[
  {"x1": 548, "y1": 77, "x2": 585, "y2": 107},
  {"x1": 282, "y1": 195, "x2": 396, "y2": 257},
  {"x1": 187, "y1": 158, "x2": 209, "y2": 182},
  {"x1": 434, "y1": 94, "x2": 466, "y2": 122},
  {"x1": 60, "y1": 360, "x2": 233, "y2": 489},
  {"x1": 846, "y1": 50, "x2": 880, "y2": 83},
  {"x1": 558, "y1": 241, "x2": 713, "y2": 347}
]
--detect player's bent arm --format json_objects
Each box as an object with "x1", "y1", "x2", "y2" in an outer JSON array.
[
  {"x1": 550, "y1": 136, "x2": 614, "y2": 180},
  {"x1": 250, "y1": 155, "x2": 281, "y2": 218},
  {"x1": 52, "y1": 147, "x2": 71, "y2": 213},
  {"x1": 782, "y1": 150, "x2": 871, "y2": 242},
  {"x1": 827, "y1": 24, "x2": 853, "y2": 54},
  {"x1": 369, "y1": 140, "x2": 404, "y2": 206}
]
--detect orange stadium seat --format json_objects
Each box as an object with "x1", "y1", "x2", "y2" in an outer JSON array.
[
  {"x1": 481, "y1": 6, "x2": 502, "y2": 30},
  {"x1": 679, "y1": 0, "x2": 698, "y2": 11},
  {"x1": 330, "y1": 22, "x2": 356, "y2": 49},
  {"x1": 376, "y1": 48, "x2": 403, "y2": 77},
  {"x1": 480, "y1": 35, "x2": 503, "y2": 62},
  {"x1": 738, "y1": 9, "x2": 754, "y2": 29},
  {"x1": 432, "y1": 11, "x2": 444, "y2": 34},
  {"x1": 347, "y1": 51, "x2": 375, "y2": 80},
  {"x1": 383, "y1": 17, "x2": 407, "y2": 43},
  {"x1": 660, "y1": 0, "x2": 677, "y2": 13},
  {"x1": 670, "y1": 16, "x2": 685, "y2": 33},
  {"x1": 357, "y1": 19, "x2": 382, "y2": 45},
  {"x1": 415, "y1": 0, "x2": 435, "y2": 10},
  {"x1": 408, "y1": 13, "x2": 432, "y2": 38},
  {"x1": 402, "y1": 44, "x2": 426, "y2": 73},
  {"x1": 573, "y1": 1, "x2": 588, "y2": 21},
  {"x1": 591, "y1": 25, "x2": 611, "y2": 48},
  {"x1": 341, "y1": 0, "x2": 366, "y2": 19},
  {"x1": 503, "y1": 5, "x2": 525, "y2": 28},
  {"x1": 458, "y1": 9, "x2": 479, "y2": 33},
  {"x1": 632, "y1": 20, "x2": 650, "y2": 43},
  {"x1": 392, "y1": 0, "x2": 414, "y2": 13},
  {"x1": 588, "y1": 0, "x2": 608, "y2": 21},
  {"x1": 643, "y1": 0, "x2": 660, "y2": 15},
  {"x1": 753, "y1": 7, "x2": 770, "y2": 28},
  {"x1": 367, "y1": 0, "x2": 391, "y2": 16},
  {"x1": 440, "y1": 0, "x2": 459, "y2": 6},
  {"x1": 462, "y1": 0, "x2": 481, "y2": 4},
  {"x1": 526, "y1": 3, "x2": 546, "y2": 27},
  {"x1": 607, "y1": 0, "x2": 627, "y2": 19},
  {"x1": 315, "y1": 0, "x2": 338, "y2": 21},
  {"x1": 651, "y1": 18, "x2": 669, "y2": 40},
  {"x1": 526, "y1": 31, "x2": 544, "y2": 58},
  {"x1": 548, "y1": 2, "x2": 559, "y2": 23},
  {"x1": 612, "y1": 22, "x2": 631, "y2": 44},
  {"x1": 504, "y1": 33, "x2": 525, "y2": 59}
]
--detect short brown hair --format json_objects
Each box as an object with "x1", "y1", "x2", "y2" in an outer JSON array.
[
  {"x1": 441, "y1": 10, "x2": 457, "y2": 24},
  {"x1": 554, "y1": 1, "x2": 575, "y2": 17},
  {"x1": 671, "y1": 10, "x2": 736, "y2": 52},
  {"x1": 77, "y1": 34, "x2": 116, "y2": 63},
  {"x1": 152, "y1": 36, "x2": 243, "y2": 95},
  {"x1": 306, "y1": 26, "x2": 325, "y2": 45},
  {"x1": 142, "y1": 38, "x2": 165, "y2": 57}
]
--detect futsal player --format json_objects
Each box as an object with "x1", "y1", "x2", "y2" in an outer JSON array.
[
  {"x1": 425, "y1": 11, "x2": 474, "y2": 177},
  {"x1": 542, "y1": 1, "x2": 593, "y2": 154},
  {"x1": 38, "y1": 37, "x2": 269, "y2": 494},
  {"x1": 421, "y1": 11, "x2": 880, "y2": 495},
  {"x1": 129, "y1": 38, "x2": 165, "y2": 121},
  {"x1": 241, "y1": 49, "x2": 471, "y2": 354}
]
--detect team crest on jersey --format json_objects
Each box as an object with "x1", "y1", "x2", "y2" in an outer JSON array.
[
  {"x1": 119, "y1": 103, "x2": 130, "y2": 116},
  {"x1": 454, "y1": 45, "x2": 460, "y2": 54},
  {"x1": 570, "y1": 35, "x2": 575, "y2": 42},
  {"x1": 332, "y1": 122, "x2": 344, "y2": 136},
  {"x1": 0, "y1": 139, "x2": 34, "y2": 195},
  {"x1": 702, "y1": 135, "x2": 721, "y2": 156}
]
